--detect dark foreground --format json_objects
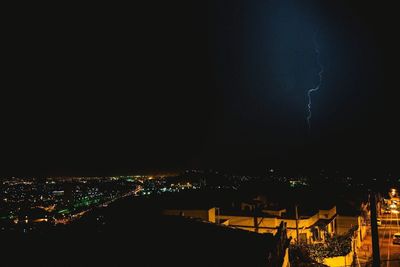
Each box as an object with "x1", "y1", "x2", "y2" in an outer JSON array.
[{"x1": 2, "y1": 196, "x2": 278, "y2": 267}]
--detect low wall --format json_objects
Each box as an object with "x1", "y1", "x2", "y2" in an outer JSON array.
[{"x1": 322, "y1": 250, "x2": 353, "y2": 267}]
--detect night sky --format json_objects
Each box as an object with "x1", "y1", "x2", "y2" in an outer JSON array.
[{"x1": 2, "y1": 1, "x2": 399, "y2": 177}]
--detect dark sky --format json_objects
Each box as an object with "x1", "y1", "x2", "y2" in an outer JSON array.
[{"x1": 2, "y1": 1, "x2": 399, "y2": 177}]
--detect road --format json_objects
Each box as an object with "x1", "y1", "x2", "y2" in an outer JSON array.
[
  {"x1": 55, "y1": 187, "x2": 140, "y2": 225},
  {"x1": 378, "y1": 212, "x2": 400, "y2": 266}
]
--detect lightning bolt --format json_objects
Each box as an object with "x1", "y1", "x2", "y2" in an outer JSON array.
[{"x1": 306, "y1": 31, "x2": 323, "y2": 129}]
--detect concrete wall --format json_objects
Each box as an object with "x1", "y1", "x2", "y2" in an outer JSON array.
[
  {"x1": 220, "y1": 219, "x2": 230, "y2": 226},
  {"x1": 322, "y1": 250, "x2": 353, "y2": 267},
  {"x1": 357, "y1": 216, "x2": 367, "y2": 241},
  {"x1": 319, "y1": 207, "x2": 337, "y2": 220},
  {"x1": 208, "y1": 208, "x2": 216, "y2": 223},
  {"x1": 218, "y1": 213, "x2": 325, "y2": 231},
  {"x1": 336, "y1": 215, "x2": 358, "y2": 235},
  {"x1": 218, "y1": 206, "x2": 337, "y2": 244},
  {"x1": 336, "y1": 214, "x2": 367, "y2": 250},
  {"x1": 217, "y1": 214, "x2": 275, "y2": 233}
]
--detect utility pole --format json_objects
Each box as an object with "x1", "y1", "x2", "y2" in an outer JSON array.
[
  {"x1": 376, "y1": 192, "x2": 382, "y2": 216},
  {"x1": 370, "y1": 192, "x2": 380, "y2": 267},
  {"x1": 253, "y1": 204, "x2": 259, "y2": 233},
  {"x1": 295, "y1": 204, "x2": 299, "y2": 244}
]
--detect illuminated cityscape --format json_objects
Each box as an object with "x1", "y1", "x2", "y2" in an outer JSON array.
[
  {"x1": 0, "y1": 173, "x2": 206, "y2": 231},
  {"x1": 0, "y1": 169, "x2": 373, "y2": 231},
  {"x1": 1, "y1": 170, "x2": 400, "y2": 266}
]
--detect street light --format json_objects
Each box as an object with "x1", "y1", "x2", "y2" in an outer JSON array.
[{"x1": 390, "y1": 188, "x2": 396, "y2": 197}]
